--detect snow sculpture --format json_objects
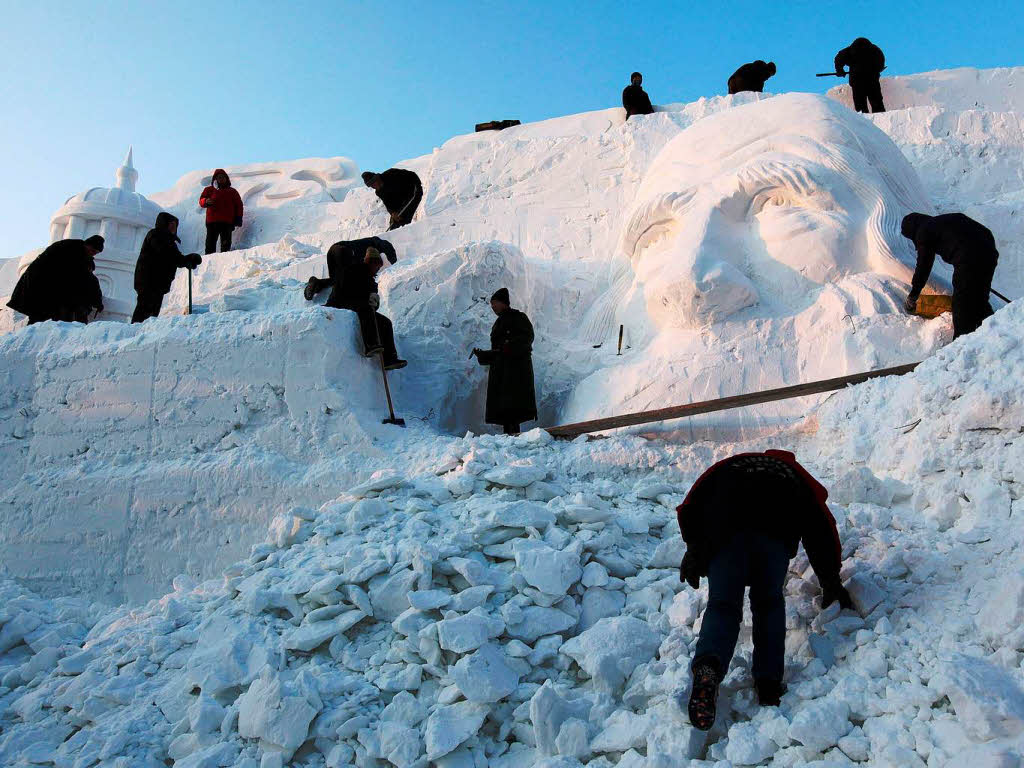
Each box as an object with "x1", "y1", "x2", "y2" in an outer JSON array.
[
  {"x1": 25, "y1": 148, "x2": 163, "y2": 322},
  {"x1": 615, "y1": 93, "x2": 941, "y2": 332}
]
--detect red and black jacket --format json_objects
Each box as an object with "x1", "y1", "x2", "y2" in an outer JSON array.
[
  {"x1": 199, "y1": 169, "x2": 244, "y2": 225},
  {"x1": 675, "y1": 450, "x2": 843, "y2": 586}
]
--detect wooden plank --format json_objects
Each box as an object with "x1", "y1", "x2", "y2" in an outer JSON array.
[{"x1": 545, "y1": 362, "x2": 921, "y2": 438}]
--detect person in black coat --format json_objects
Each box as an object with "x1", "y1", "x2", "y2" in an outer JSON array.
[
  {"x1": 622, "y1": 72, "x2": 655, "y2": 120},
  {"x1": 677, "y1": 450, "x2": 853, "y2": 731},
  {"x1": 901, "y1": 212, "x2": 1000, "y2": 339},
  {"x1": 331, "y1": 247, "x2": 406, "y2": 370},
  {"x1": 727, "y1": 60, "x2": 776, "y2": 94},
  {"x1": 835, "y1": 37, "x2": 886, "y2": 114},
  {"x1": 362, "y1": 169, "x2": 423, "y2": 230},
  {"x1": 131, "y1": 212, "x2": 201, "y2": 323},
  {"x1": 304, "y1": 236, "x2": 398, "y2": 301},
  {"x1": 471, "y1": 288, "x2": 537, "y2": 435},
  {"x1": 7, "y1": 235, "x2": 105, "y2": 324}
]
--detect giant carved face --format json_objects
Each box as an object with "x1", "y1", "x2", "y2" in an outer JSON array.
[{"x1": 618, "y1": 93, "x2": 939, "y2": 330}]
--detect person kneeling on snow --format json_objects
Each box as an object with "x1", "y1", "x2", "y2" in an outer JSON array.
[
  {"x1": 198, "y1": 169, "x2": 244, "y2": 254},
  {"x1": 7, "y1": 235, "x2": 105, "y2": 324},
  {"x1": 304, "y1": 236, "x2": 398, "y2": 302},
  {"x1": 132, "y1": 212, "x2": 202, "y2": 323},
  {"x1": 471, "y1": 288, "x2": 537, "y2": 435},
  {"x1": 677, "y1": 450, "x2": 853, "y2": 731},
  {"x1": 332, "y1": 247, "x2": 406, "y2": 370}
]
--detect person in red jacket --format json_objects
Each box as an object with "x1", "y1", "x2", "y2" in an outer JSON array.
[
  {"x1": 198, "y1": 169, "x2": 243, "y2": 255},
  {"x1": 676, "y1": 450, "x2": 854, "y2": 731}
]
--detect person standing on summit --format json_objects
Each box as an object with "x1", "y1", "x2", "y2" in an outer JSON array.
[
  {"x1": 727, "y1": 60, "x2": 776, "y2": 94},
  {"x1": 622, "y1": 71, "x2": 655, "y2": 120},
  {"x1": 362, "y1": 168, "x2": 423, "y2": 230},
  {"x1": 901, "y1": 212, "x2": 1000, "y2": 339},
  {"x1": 834, "y1": 37, "x2": 886, "y2": 114},
  {"x1": 677, "y1": 450, "x2": 853, "y2": 731},
  {"x1": 198, "y1": 169, "x2": 244, "y2": 255},
  {"x1": 472, "y1": 288, "x2": 537, "y2": 435}
]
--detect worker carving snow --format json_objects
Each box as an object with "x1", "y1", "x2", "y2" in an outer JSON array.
[
  {"x1": 198, "y1": 169, "x2": 244, "y2": 254},
  {"x1": 362, "y1": 168, "x2": 423, "y2": 230},
  {"x1": 304, "y1": 237, "x2": 398, "y2": 302},
  {"x1": 472, "y1": 288, "x2": 537, "y2": 435},
  {"x1": 332, "y1": 247, "x2": 406, "y2": 370},
  {"x1": 7, "y1": 235, "x2": 105, "y2": 324},
  {"x1": 727, "y1": 59, "x2": 776, "y2": 94},
  {"x1": 132, "y1": 212, "x2": 201, "y2": 323},
  {"x1": 834, "y1": 37, "x2": 886, "y2": 114},
  {"x1": 616, "y1": 93, "x2": 945, "y2": 333},
  {"x1": 901, "y1": 212, "x2": 999, "y2": 338},
  {"x1": 677, "y1": 450, "x2": 852, "y2": 731},
  {"x1": 622, "y1": 71, "x2": 655, "y2": 120}
]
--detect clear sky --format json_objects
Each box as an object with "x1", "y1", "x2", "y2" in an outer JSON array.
[{"x1": 2, "y1": 0, "x2": 1022, "y2": 261}]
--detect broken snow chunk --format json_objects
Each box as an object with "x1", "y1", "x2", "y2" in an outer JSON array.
[
  {"x1": 636, "y1": 482, "x2": 675, "y2": 500},
  {"x1": 787, "y1": 699, "x2": 851, "y2": 752},
  {"x1": 559, "y1": 617, "x2": 660, "y2": 693},
  {"x1": 504, "y1": 606, "x2": 576, "y2": 642},
  {"x1": 725, "y1": 720, "x2": 779, "y2": 765},
  {"x1": 424, "y1": 701, "x2": 490, "y2": 760},
  {"x1": 650, "y1": 536, "x2": 686, "y2": 568},
  {"x1": 845, "y1": 574, "x2": 885, "y2": 615},
  {"x1": 555, "y1": 717, "x2": 590, "y2": 759},
  {"x1": 283, "y1": 609, "x2": 364, "y2": 651},
  {"x1": 376, "y1": 663, "x2": 422, "y2": 692},
  {"x1": 348, "y1": 473, "x2": 406, "y2": 496},
  {"x1": 808, "y1": 633, "x2": 836, "y2": 669},
  {"x1": 448, "y1": 585, "x2": 494, "y2": 611},
  {"x1": 347, "y1": 498, "x2": 389, "y2": 531},
  {"x1": 408, "y1": 589, "x2": 452, "y2": 611},
  {"x1": 237, "y1": 671, "x2": 320, "y2": 761},
  {"x1": 378, "y1": 720, "x2": 423, "y2": 766},
  {"x1": 437, "y1": 610, "x2": 505, "y2": 653},
  {"x1": 452, "y1": 643, "x2": 521, "y2": 702},
  {"x1": 976, "y1": 570, "x2": 1024, "y2": 646},
  {"x1": 481, "y1": 500, "x2": 556, "y2": 531},
  {"x1": 448, "y1": 557, "x2": 507, "y2": 588},
  {"x1": 932, "y1": 653, "x2": 1024, "y2": 740},
  {"x1": 560, "y1": 505, "x2": 613, "y2": 524},
  {"x1": 369, "y1": 569, "x2": 420, "y2": 622},
  {"x1": 483, "y1": 464, "x2": 548, "y2": 487},
  {"x1": 380, "y1": 690, "x2": 428, "y2": 726},
  {"x1": 267, "y1": 513, "x2": 311, "y2": 548},
  {"x1": 589, "y1": 709, "x2": 653, "y2": 753},
  {"x1": 514, "y1": 540, "x2": 582, "y2": 597},
  {"x1": 530, "y1": 682, "x2": 593, "y2": 756}
]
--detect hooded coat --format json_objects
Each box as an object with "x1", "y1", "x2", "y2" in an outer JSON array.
[
  {"x1": 676, "y1": 450, "x2": 843, "y2": 587},
  {"x1": 622, "y1": 84, "x2": 654, "y2": 119},
  {"x1": 199, "y1": 169, "x2": 244, "y2": 225},
  {"x1": 135, "y1": 212, "x2": 194, "y2": 296},
  {"x1": 476, "y1": 307, "x2": 538, "y2": 427},
  {"x1": 372, "y1": 169, "x2": 422, "y2": 215},
  {"x1": 727, "y1": 60, "x2": 776, "y2": 94},
  {"x1": 7, "y1": 239, "x2": 103, "y2": 322},
  {"x1": 834, "y1": 38, "x2": 885, "y2": 77}
]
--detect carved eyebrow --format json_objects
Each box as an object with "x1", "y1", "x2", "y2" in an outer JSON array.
[
  {"x1": 737, "y1": 160, "x2": 821, "y2": 197},
  {"x1": 621, "y1": 189, "x2": 697, "y2": 259}
]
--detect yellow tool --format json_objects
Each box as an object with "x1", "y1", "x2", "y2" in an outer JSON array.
[{"x1": 914, "y1": 294, "x2": 953, "y2": 319}]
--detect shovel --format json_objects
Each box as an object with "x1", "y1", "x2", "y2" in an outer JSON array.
[{"x1": 371, "y1": 312, "x2": 405, "y2": 427}]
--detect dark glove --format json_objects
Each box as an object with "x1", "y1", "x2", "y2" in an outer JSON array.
[
  {"x1": 187, "y1": 253, "x2": 202, "y2": 269},
  {"x1": 680, "y1": 552, "x2": 702, "y2": 589},
  {"x1": 903, "y1": 292, "x2": 919, "y2": 313},
  {"x1": 821, "y1": 582, "x2": 854, "y2": 610},
  {"x1": 234, "y1": 217, "x2": 243, "y2": 227}
]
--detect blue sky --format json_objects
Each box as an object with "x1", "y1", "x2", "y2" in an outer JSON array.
[{"x1": 2, "y1": 0, "x2": 1022, "y2": 261}]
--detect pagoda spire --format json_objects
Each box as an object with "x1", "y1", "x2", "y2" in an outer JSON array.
[{"x1": 115, "y1": 146, "x2": 138, "y2": 191}]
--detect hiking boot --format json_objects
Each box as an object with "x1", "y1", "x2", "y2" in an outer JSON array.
[
  {"x1": 384, "y1": 359, "x2": 408, "y2": 371},
  {"x1": 303, "y1": 276, "x2": 323, "y2": 301},
  {"x1": 755, "y1": 678, "x2": 787, "y2": 707},
  {"x1": 688, "y1": 658, "x2": 722, "y2": 731}
]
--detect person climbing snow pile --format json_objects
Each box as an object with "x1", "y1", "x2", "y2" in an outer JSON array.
[
  {"x1": 198, "y1": 168, "x2": 243, "y2": 254},
  {"x1": 362, "y1": 168, "x2": 423, "y2": 230},
  {"x1": 331, "y1": 247, "x2": 406, "y2": 370},
  {"x1": 471, "y1": 288, "x2": 537, "y2": 435},
  {"x1": 676, "y1": 450, "x2": 853, "y2": 731},
  {"x1": 304, "y1": 237, "x2": 397, "y2": 302}
]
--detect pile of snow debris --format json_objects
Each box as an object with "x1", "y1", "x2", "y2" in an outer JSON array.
[{"x1": 2, "y1": 301, "x2": 1023, "y2": 767}]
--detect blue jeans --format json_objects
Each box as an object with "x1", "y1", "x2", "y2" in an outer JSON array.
[{"x1": 693, "y1": 530, "x2": 789, "y2": 682}]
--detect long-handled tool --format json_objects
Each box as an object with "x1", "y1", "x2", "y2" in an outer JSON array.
[
  {"x1": 371, "y1": 312, "x2": 405, "y2": 427},
  {"x1": 816, "y1": 72, "x2": 845, "y2": 77},
  {"x1": 992, "y1": 287, "x2": 1012, "y2": 303},
  {"x1": 187, "y1": 267, "x2": 193, "y2": 315},
  {"x1": 616, "y1": 324, "x2": 624, "y2": 355}
]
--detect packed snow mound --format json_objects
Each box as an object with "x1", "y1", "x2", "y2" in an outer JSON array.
[
  {"x1": 2, "y1": 300, "x2": 1023, "y2": 767},
  {"x1": 828, "y1": 66, "x2": 1024, "y2": 113}
]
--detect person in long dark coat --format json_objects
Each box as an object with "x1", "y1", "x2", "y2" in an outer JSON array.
[
  {"x1": 834, "y1": 37, "x2": 886, "y2": 114},
  {"x1": 7, "y1": 235, "x2": 105, "y2": 324},
  {"x1": 331, "y1": 247, "x2": 406, "y2": 370},
  {"x1": 622, "y1": 72, "x2": 655, "y2": 120},
  {"x1": 131, "y1": 212, "x2": 201, "y2": 323},
  {"x1": 677, "y1": 450, "x2": 852, "y2": 731},
  {"x1": 472, "y1": 288, "x2": 537, "y2": 435},
  {"x1": 727, "y1": 60, "x2": 776, "y2": 94},
  {"x1": 362, "y1": 169, "x2": 423, "y2": 230},
  {"x1": 901, "y1": 212, "x2": 1000, "y2": 339},
  {"x1": 304, "y1": 236, "x2": 397, "y2": 301}
]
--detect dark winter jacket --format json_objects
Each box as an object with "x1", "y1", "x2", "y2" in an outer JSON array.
[
  {"x1": 199, "y1": 169, "x2": 244, "y2": 226},
  {"x1": 7, "y1": 239, "x2": 103, "y2": 320},
  {"x1": 476, "y1": 308, "x2": 537, "y2": 426},
  {"x1": 676, "y1": 450, "x2": 843, "y2": 587},
  {"x1": 374, "y1": 169, "x2": 422, "y2": 216},
  {"x1": 727, "y1": 60, "x2": 776, "y2": 94},
  {"x1": 329, "y1": 261, "x2": 379, "y2": 311},
  {"x1": 326, "y1": 237, "x2": 398, "y2": 273},
  {"x1": 835, "y1": 38, "x2": 885, "y2": 78},
  {"x1": 902, "y1": 213, "x2": 999, "y2": 296},
  {"x1": 135, "y1": 212, "x2": 193, "y2": 296},
  {"x1": 622, "y1": 84, "x2": 655, "y2": 119}
]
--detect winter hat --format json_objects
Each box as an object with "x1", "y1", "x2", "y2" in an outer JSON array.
[
  {"x1": 901, "y1": 213, "x2": 928, "y2": 240},
  {"x1": 361, "y1": 171, "x2": 378, "y2": 185},
  {"x1": 766, "y1": 61, "x2": 777, "y2": 75},
  {"x1": 490, "y1": 287, "x2": 510, "y2": 305},
  {"x1": 84, "y1": 235, "x2": 104, "y2": 252},
  {"x1": 365, "y1": 247, "x2": 383, "y2": 265},
  {"x1": 631, "y1": 71, "x2": 643, "y2": 81}
]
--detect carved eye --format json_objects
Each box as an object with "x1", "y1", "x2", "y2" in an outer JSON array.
[{"x1": 751, "y1": 191, "x2": 793, "y2": 215}]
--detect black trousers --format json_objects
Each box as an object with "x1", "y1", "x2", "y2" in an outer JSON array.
[
  {"x1": 952, "y1": 259, "x2": 997, "y2": 339},
  {"x1": 503, "y1": 424, "x2": 521, "y2": 435},
  {"x1": 351, "y1": 307, "x2": 398, "y2": 362},
  {"x1": 693, "y1": 530, "x2": 790, "y2": 683},
  {"x1": 205, "y1": 222, "x2": 233, "y2": 255},
  {"x1": 132, "y1": 292, "x2": 164, "y2": 323},
  {"x1": 388, "y1": 185, "x2": 423, "y2": 230},
  {"x1": 850, "y1": 75, "x2": 885, "y2": 113}
]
